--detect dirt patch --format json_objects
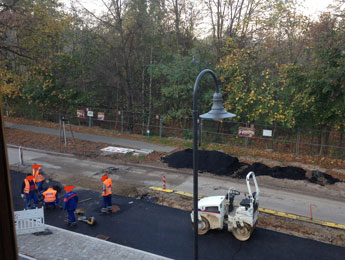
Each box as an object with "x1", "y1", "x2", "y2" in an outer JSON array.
[
  {"x1": 5, "y1": 127, "x2": 164, "y2": 165},
  {"x1": 258, "y1": 213, "x2": 345, "y2": 247}
]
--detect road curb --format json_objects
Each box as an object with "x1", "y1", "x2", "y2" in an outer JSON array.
[
  {"x1": 149, "y1": 186, "x2": 345, "y2": 230},
  {"x1": 7, "y1": 144, "x2": 75, "y2": 158}
]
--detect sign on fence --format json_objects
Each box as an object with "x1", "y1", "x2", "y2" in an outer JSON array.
[
  {"x1": 77, "y1": 110, "x2": 85, "y2": 118},
  {"x1": 87, "y1": 110, "x2": 94, "y2": 117},
  {"x1": 238, "y1": 127, "x2": 255, "y2": 137},
  {"x1": 97, "y1": 112, "x2": 105, "y2": 120},
  {"x1": 263, "y1": 129, "x2": 273, "y2": 137},
  {"x1": 14, "y1": 207, "x2": 45, "y2": 235}
]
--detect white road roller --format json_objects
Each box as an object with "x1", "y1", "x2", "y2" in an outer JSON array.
[{"x1": 191, "y1": 171, "x2": 260, "y2": 241}]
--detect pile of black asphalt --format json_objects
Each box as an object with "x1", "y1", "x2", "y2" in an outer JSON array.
[{"x1": 162, "y1": 149, "x2": 341, "y2": 185}]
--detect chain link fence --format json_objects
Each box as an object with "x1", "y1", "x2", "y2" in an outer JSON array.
[{"x1": 5, "y1": 105, "x2": 345, "y2": 160}]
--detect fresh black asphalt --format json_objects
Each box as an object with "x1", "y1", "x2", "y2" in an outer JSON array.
[{"x1": 11, "y1": 170, "x2": 345, "y2": 260}]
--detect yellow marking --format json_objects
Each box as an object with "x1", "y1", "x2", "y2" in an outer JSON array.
[
  {"x1": 276, "y1": 211, "x2": 287, "y2": 217},
  {"x1": 286, "y1": 214, "x2": 298, "y2": 220},
  {"x1": 259, "y1": 207, "x2": 345, "y2": 230},
  {"x1": 149, "y1": 187, "x2": 174, "y2": 193},
  {"x1": 259, "y1": 208, "x2": 276, "y2": 214},
  {"x1": 175, "y1": 191, "x2": 193, "y2": 197}
]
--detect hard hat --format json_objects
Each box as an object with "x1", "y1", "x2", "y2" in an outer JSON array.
[
  {"x1": 32, "y1": 164, "x2": 42, "y2": 169},
  {"x1": 26, "y1": 175, "x2": 34, "y2": 181},
  {"x1": 64, "y1": 185, "x2": 75, "y2": 192},
  {"x1": 101, "y1": 175, "x2": 110, "y2": 181}
]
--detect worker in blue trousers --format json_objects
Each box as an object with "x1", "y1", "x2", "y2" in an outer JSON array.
[
  {"x1": 63, "y1": 186, "x2": 78, "y2": 226},
  {"x1": 42, "y1": 185, "x2": 59, "y2": 209},
  {"x1": 21, "y1": 174, "x2": 39, "y2": 209}
]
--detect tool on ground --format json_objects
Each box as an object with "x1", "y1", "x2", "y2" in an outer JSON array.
[
  {"x1": 75, "y1": 208, "x2": 96, "y2": 226},
  {"x1": 191, "y1": 171, "x2": 260, "y2": 241},
  {"x1": 78, "y1": 198, "x2": 92, "y2": 204}
]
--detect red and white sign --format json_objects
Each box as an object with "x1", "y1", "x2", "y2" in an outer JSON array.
[
  {"x1": 98, "y1": 112, "x2": 105, "y2": 120},
  {"x1": 77, "y1": 110, "x2": 85, "y2": 118}
]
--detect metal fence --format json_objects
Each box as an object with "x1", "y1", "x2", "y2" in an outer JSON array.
[{"x1": 5, "y1": 105, "x2": 345, "y2": 160}]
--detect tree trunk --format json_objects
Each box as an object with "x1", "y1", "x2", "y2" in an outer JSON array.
[
  {"x1": 318, "y1": 126, "x2": 324, "y2": 157},
  {"x1": 146, "y1": 45, "x2": 153, "y2": 132},
  {"x1": 141, "y1": 57, "x2": 145, "y2": 135}
]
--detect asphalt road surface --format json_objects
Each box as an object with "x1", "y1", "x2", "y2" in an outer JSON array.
[{"x1": 11, "y1": 170, "x2": 345, "y2": 260}]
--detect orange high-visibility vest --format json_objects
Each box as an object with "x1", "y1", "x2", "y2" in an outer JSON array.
[
  {"x1": 24, "y1": 179, "x2": 36, "y2": 194},
  {"x1": 33, "y1": 169, "x2": 45, "y2": 183},
  {"x1": 32, "y1": 167, "x2": 39, "y2": 176},
  {"x1": 42, "y1": 188, "x2": 57, "y2": 203},
  {"x1": 102, "y1": 178, "x2": 112, "y2": 196}
]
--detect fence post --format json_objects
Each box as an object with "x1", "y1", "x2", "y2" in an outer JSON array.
[
  {"x1": 245, "y1": 123, "x2": 249, "y2": 149},
  {"x1": 159, "y1": 116, "x2": 163, "y2": 138},
  {"x1": 296, "y1": 128, "x2": 301, "y2": 157},
  {"x1": 318, "y1": 128, "x2": 324, "y2": 157},
  {"x1": 121, "y1": 110, "x2": 124, "y2": 134},
  {"x1": 19, "y1": 146, "x2": 24, "y2": 165}
]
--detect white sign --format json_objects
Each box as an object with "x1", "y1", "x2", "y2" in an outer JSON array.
[
  {"x1": 87, "y1": 111, "x2": 94, "y2": 117},
  {"x1": 263, "y1": 129, "x2": 272, "y2": 137},
  {"x1": 101, "y1": 146, "x2": 153, "y2": 156}
]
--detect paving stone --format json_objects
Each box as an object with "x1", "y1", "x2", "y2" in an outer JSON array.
[{"x1": 18, "y1": 224, "x2": 171, "y2": 260}]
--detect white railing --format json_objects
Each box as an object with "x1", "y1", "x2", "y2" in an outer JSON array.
[{"x1": 14, "y1": 207, "x2": 45, "y2": 235}]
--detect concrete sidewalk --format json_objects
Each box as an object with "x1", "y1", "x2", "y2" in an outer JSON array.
[
  {"x1": 5, "y1": 122, "x2": 176, "y2": 153},
  {"x1": 17, "y1": 225, "x2": 171, "y2": 260}
]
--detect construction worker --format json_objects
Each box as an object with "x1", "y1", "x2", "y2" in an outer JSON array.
[
  {"x1": 101, "y1": 174, "x2": 112, "y2": 214},
  {"x1": 21, "y1": 174, "x2": 38, "y2": 209},
  {"x1": 32, "y1": 164, "x2": 46, "y2": 194},
  {"x1": 63, "y1": 186, "x2": 78, "y2": 226},
  {"x1": 42, "y1": 186, "x2": 59, "y2": 208}
]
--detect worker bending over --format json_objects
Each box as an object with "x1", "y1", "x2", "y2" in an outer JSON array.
[
  {"x1": 63, "y1": 186, "x2": 78, "y2": 226},
  {"x1": 42, "y1": 186, "x2": 59, "y2": 208},
  {"x1": 101, "y1": 174, "x2": 112, "y2": 214},
  {"x1": 21, "y1": 174, "x2": 38, "y2": 209}
]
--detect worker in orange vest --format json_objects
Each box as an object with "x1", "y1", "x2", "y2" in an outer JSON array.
[
  {"x1": 101, "y1": 174, "x2": 112, "y2": 214},
  {"x1": 42, "y1": 186, "x2": 59, "y2": 209},
  {"x1": 32, "y1": 164, "x2": 46, "y2": 194},
  {"x1": 21, "y1": 174, "x2": 38, "y2": 209}
]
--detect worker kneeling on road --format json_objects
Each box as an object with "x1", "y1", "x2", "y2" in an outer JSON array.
[
  {"x1": 21, "y1": 174, "x2": 39, "y2": 209},
  {"x1": 63, "y1": 186, "x2": 78, "y2": 226},
  {"x1": 101, "y1": 174, "x2": 112, "y2": 214},
  {"x1": 42, "y1": 186, "x2": 59, "y2": 208}
]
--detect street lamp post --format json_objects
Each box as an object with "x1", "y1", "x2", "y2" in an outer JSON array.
[{"x1": 192, "y1": 69, "x2": 236, "y2": 260}]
